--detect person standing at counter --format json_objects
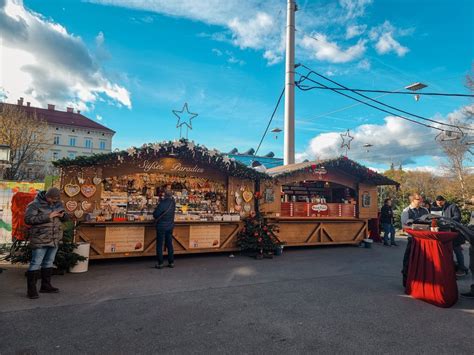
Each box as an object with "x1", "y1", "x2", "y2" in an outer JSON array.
[
  {"x1": 400, "y1": 193, "x2": 429, "y2": 287},
  {"x1": 380, "y1": 198, "x2": 397, "y2": 246},
  {"x1": 153, "y1": 190, "x2": 176, "y2": 269},
  {"x1": 433, "y1": 195, "x2": 468, "y2": 277},
  {"x1": 24, "y1": 187, "x2": 69, "y2": 299}
]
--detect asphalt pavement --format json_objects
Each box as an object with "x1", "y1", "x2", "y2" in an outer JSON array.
[{"x1": 1, "y1": 238, "x2": 473, "y2": 354}]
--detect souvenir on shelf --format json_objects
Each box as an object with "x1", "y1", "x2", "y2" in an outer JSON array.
[{"x1": 64, "y1": 180, "x2": 80, "y2": 197}]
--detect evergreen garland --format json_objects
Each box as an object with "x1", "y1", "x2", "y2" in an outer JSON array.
[{"x1": 53, "y1": 139, "x2": 269, "y2": 180}]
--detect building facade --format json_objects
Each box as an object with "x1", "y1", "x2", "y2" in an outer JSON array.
[{"x1": 3, "y1": 99, "x2": 115, "y2": 179}]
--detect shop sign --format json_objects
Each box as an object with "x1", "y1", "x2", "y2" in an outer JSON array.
[
  {"x1": 311, "y1": 204, "x2": 328, "y2": 212},
  {"x1": 138, "y1": 160, "x2": 205, "y2": 174},
  {"x1": 362, "y1": 192, "x2": 371, "y2": 207},
  {"x1": 189, "y1": 225, "x2": 220, "y2": 249},
  {"x1": 104, "y1": 226, "x2": 145, "y2": 253}
]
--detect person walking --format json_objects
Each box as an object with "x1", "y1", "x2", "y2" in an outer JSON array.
[
  {"x1": 400, "y1": 193, "x2": 429, "y2": 287},
  {"x1": 380, "y1": 198, "x2": 397, "y2": 246},
  {"x1": 24, "y1": 187, "x2": 69, "y2": 299},
  {"x1": 153, "y1": 189, "x2": 176, "y2": 269},
  {"x1": 434, "y1": 195, "x2": 468, "y2": 277}
]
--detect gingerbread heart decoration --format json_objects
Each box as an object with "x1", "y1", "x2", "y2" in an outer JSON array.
[
  {"x1": 81, "y1": 200, "x2": 92, "y2": 211},
  {"x1": 65, "y1": 200, "x2": 78, "y2": 212},
  {"x1": 242, "y1": 190, "x2": 253, "y2": 203},
  {"x1": 74, "y1": 209, "x2": 84, "y2": 219},
  {"x1": 93, "y1": 177, "x2": 102, "y2": 185},
  {"x1": 81, "y1": 184, "x2": 96, "y2": 198},
  {"x1": 64, "y1": 183, "x2": 80, "y2": 197},
  {"x1": 234, "y1": 204, "x2": 242, "y2": 212}
]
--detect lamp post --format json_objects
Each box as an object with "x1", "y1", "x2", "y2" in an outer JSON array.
[
  {"x1": 405, "y1": 82, "x2": 428, "y2": 101},
  {"x1": 0, "y1": 145, "x2": 11, "y2": 180}
]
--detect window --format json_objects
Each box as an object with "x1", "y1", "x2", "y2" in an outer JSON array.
[
  {"x1": 68, "y1": 152, "x2": 76, "y2": 159},
  {"x1": 69, "y1": 137, "x2": 76, "y2": 146},
  {"x1": 85, "y1": 139, "x2": 93, "y2": 149},
  {"x1": 53, "y1": 136, "x2": 60, "y2": 145},
  {"x1": 52, "y1": 151, "x2": 59, "y2": 161},
  {"x1": 99, "y1": 141, "x2": 106, "y2": 150}
]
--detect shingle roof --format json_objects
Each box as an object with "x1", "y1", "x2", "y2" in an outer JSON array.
[{"x1": 1, "y1": 103, "x2": 115, "y2": 133}]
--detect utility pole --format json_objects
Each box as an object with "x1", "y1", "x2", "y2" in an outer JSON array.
[{"x1": 284, "y1": 0, "x2": 296, "y2": 165}]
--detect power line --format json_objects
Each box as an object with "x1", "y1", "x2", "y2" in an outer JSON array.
[
  {"x1": 297, "y1": 64, "x2": 474, "y2": 132},
  {"x1": 296, "y1": 84, "x2": 474, "y2": 98},
  {"x1": 295, "y1": 73, "x2": 444, "y2": 132},
  {"x1": 254, "y1": 87, "x2": 285, "y2": 157}
]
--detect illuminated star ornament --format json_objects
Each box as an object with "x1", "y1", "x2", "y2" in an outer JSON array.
[
  {"x1": 172, "y1": 103, "x2": 198, "y2": 139},
  {"x1": 340, "y1": 129, "x2": 354, "y2": 157}
]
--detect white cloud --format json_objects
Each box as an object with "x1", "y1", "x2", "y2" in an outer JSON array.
[
  {"x1": 96, "y1": 114, "x2": 103, "y2": 121},
  {"x1": 87, "y1": 0, "x2": 379, "y2": 66},
  {"x1": 211, "y1": 48, "x2": 223, "y2": 56},
  {"x1": 0, "y1": 0, "x2": 131, "y2": 111},
  {"x1": 345, "y1": 24, "x2": 367, "y2": 39},
  {"x1": 296, "y1": 105, "x2": 474, "y2": 165},
  {"x1": 301, "y1": 34, "x2": 367, "y2": 63},
  {"x1": 339, "y1": 0, "x2": 373, "y2": 20},
  {"x1": 369, "y1": 21, "x2": 410, "y2": 57},
  {"x1": 357, "y1": 58, "x2": 371, "y2": 70}
]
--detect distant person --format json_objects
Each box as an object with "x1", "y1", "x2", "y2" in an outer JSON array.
[
  {"x1": 434, "y1": 196, "x2": 468, "y2": 277},
  {"x1": 153, "y1": 189, "x2": 176, "y2": 269},
  {"x1": 24, "y1": 188, "x2": 69, "y2": 299},
  {"x1": 380, "y1": 198, "x2": 397, "y2": 246},
  {"x1": 400, "y1": 193, "x2": 430, "y2": 287}
]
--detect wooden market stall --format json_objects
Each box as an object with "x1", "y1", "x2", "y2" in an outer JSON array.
[
  {"x1": 259, "y1": 157, "x2": 398, "y2": 246},
  {"x1": 54, "y1": 140, "x2": 267, "y2": 259}
]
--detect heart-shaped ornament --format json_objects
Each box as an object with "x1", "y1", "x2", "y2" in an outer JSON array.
[
  {"x1": 93, "y1": 177, "x2": 102, "y2": 185},
  {"x1": 242, "y1": 190, "x2": 253, "y2": 203},
  {"x1": 234, "y1": 204, "x2": 242, "y2": 212},
  {"x1": 81, "y1": 200, "x2": 92, "y2": 211},
  {"x1": 81, "y1": 184, "x2": 96, "y2": 198},
  {"x1": 66, "y1": 200, "x2": 78, "y2": 212},
  {"x1": 74, "y1": 209, "x2": 84, "y2": 218},
  {"x1": 64, "y1": 183, "x2": 80, "y2": 197}
]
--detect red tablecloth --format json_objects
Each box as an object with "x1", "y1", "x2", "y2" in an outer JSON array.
[{"x1": 405, "y1": 229, "x2": 458, "y2": 308}]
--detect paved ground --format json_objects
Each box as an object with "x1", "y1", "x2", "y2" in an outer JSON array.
[{"x1": 1, "y1": 238, "x2": 473, "y2": 354}]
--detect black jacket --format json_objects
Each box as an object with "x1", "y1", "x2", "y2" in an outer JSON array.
[
  {"x1": 380, "y1": 205, "x2": 394, "y2": 224},
  {"x1": 153, "y1": 197, "x2": 176, "y2": 230},
  {"x1": 441, "y1": 202, "x2": 461, "y2": 222}
]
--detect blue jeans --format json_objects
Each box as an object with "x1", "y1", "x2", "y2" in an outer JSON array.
[
  {"x1": 156, "y1": 229, "x2": 174, "y2": 265},
  {"x1": 453, "y1": 245, "x2": 468, "y2": 271},
  {"x1": 28, "y1": 246, "x2": 58, "y2": 271},
  {"x1": 382, "y1": 223, "x2": 396, "y2": 244}
]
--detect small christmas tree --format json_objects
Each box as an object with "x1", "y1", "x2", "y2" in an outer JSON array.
[{"x1": 237, "y1": 213, "x2": 282, "y2": 257}]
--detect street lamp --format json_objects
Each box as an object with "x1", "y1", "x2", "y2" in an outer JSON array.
[{"x1": 405, "y1": 82, "x2": 428, "y2": 101}]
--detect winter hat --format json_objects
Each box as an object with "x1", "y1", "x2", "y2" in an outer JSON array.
[{"x1": 45, "y1": 187, "x2": 61, "y2": 200}]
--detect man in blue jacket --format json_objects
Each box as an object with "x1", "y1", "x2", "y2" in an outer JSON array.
[{"x1": 153, "y1": 190, "x2": 176, "y2": 269}]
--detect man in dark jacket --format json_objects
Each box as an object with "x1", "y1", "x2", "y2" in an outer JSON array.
[
  {"x1": 380, "y1": 198, "x2": 397, "y2": 246},
  {"x1": 153, "y1": 189, "x2": 176, "y2": 269},
  {"x1": 434, "y1": 195, "x2": 468, "y2": 277},
  {"x1": 24, "y1": 188, "x2": 69, "y2": 299}
]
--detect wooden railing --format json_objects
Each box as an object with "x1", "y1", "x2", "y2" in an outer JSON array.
[{"x1": 281, "y1": 202, "x2": 357, "y2": 218}]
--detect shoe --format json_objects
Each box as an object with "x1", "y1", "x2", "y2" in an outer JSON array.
[
  {"x1": 39, "y1": 268, "x2": 59, "y2": 293},
  {"x1": 460, "y1": 291, "x2": 474, "y2": 299},
  {"x1": 155, "y1": 264, "x2": 164, "y2": 269},
  {"x1": 383, "y1": 242, "x2": 390, "y2": 246},
  {"x1": 168, "y1": 263, "x2": 174, "y2": 268},
  {"x1": 391, "y1": 242, "x2": 399, "y2": 246},
  {"x1": 26, "y1": 270, "x2": 40, "y2": 299},
  {"x1": 455, "y1": 270, "x2": 468, "y2": 278}
]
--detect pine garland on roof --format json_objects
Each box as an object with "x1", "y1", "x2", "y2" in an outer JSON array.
[{"x1": 53, "y1": 139, "x2": 269, "y2": 180}]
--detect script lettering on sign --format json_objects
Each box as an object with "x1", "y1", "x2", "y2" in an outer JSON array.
[
  {"x1": 311, "y1": 204, "x2": 328, "y2": 212},
  {"x1": 138, "y1": 160, "x2": 205, "y2": 174}
]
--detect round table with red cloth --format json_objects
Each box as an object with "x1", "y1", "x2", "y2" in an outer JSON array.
[{"x1": 405, "y1": 229, "x2": 458, "y2": 308}]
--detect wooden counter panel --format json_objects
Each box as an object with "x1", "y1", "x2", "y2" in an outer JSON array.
[
  {"x1": 76, "y1": 222, "x2": 242, "y2": 260},
  {"x1": 275, "y1": 219, "x2": 367, "y2": 245}
]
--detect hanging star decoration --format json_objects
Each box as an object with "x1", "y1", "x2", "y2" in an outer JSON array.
[
  {"x1": 340, "y1": 129, "x2": 354, "y2": 156},
  {"x1": 173, "y1": 103, "x2": 198, "y2": 139}
]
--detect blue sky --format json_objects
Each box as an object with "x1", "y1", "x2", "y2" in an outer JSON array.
[{"x1": 1, "y1": 0, "x2": 473, "y2": 170}]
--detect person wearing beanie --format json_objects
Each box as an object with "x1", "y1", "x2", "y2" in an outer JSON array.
[{"x1": 24, "y1": 187, "x2": 69, "y2": 299}]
